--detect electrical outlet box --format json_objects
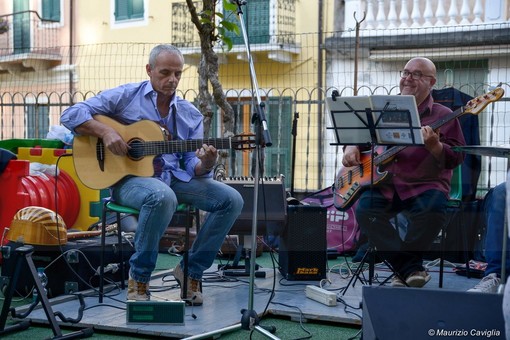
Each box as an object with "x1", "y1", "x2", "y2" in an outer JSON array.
[
  {"x1": 65, "y1": 281, "x2": 79, "y2": 294},
  {"x1": 66, "y1": 250, "x2": 79, "y2": 264},
  {"x1": 126, "y1": 301, "x2": 185, "y2": 324}
]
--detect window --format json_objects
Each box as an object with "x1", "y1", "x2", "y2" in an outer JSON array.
[
  {"x1": 115, "y1": 0, "x2": 144, "y2": 22},
  {"x1": 195, "y1": 96, "x2": 292, "y2": 181},
  {"x1": 42, "y1": 0, "x2": 61, "y2": 22},
  {"x1": 26, "y1": 104, "x2": 49, "y2": 139},
  {"x1": 224, "y1": 0, "x2": 270, "y2": 45},
  {"x1": 264, "y1": 97, "x2": 292, "y2": 181},
  {"x1": 13, "y1": 0, "x2": 30, "y2": 54},
  {"x1": 434, "y1": 60, "x2": 488, "y2": 98}
]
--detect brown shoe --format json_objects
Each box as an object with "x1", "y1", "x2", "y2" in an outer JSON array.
[
  {"x1": 405, "y1": 271, "x2": 431, "y2": 288},
  {"x1": 173, "y1": 264, "x2": 203, "y2": 305},
  {"x1": 390, "y1": 276, "x2": 406, "y2": 287},
  {"x1": 127, "y1": 276, "x2": 150, "y2": 301}
]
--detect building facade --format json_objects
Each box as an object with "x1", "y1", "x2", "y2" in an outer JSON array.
[{"x1": 0, "y1": 0, "x2": 509, "y2": 196}]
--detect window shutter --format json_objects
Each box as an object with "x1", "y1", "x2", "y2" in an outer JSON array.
[{"x1": 42, "y1": 0, "x2": 61, "y2": 22}]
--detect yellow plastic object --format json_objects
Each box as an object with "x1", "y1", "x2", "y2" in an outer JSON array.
[
  {"x1": 16, "y1": 147, "x2": 101, "y2": 230},
  {"x1": 7, "y1": 206, "x2": 67, "y2": 245}
]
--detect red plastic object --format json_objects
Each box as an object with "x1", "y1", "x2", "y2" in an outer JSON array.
[
  {"x1": 29, "y1": 147, "x2": 43, "y2": 156},
  {"x1": 0, "y1": 160, "x2": 80, "y2": 246},
  {"x1": 0, "y1": 160, "x2": 31, "y2": 244}
]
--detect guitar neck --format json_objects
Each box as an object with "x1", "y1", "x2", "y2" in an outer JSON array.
[{"x1": 137, "y1": 138, "x2": 234, "y2": 156}]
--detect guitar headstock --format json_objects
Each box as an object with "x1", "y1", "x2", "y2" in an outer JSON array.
[
  {"x1": 465, "y1": 87, "x2": 505, "y2": 115},
  {"x1": 233, "y1": 133, "x2": 257, "y2": 151}
]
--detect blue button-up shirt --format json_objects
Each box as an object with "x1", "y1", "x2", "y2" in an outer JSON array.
[{"x1": 61, "y1": 80, "x2": 208, "y2": 184}]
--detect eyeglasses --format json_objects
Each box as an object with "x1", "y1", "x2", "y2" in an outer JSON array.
[{"x1": 400, "y1": 70, "x2": 434, "y2": 80}]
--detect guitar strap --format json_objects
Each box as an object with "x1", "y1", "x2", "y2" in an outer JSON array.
[{"x1": 168, "y1": 104, "x2": 178, "y2": 140}]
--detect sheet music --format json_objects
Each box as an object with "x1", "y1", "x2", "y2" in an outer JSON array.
[
  {"x1": 327, "y1": 94, "x2": 424, "y2": 146},
  {"x1": 370, "y1": 95, "x2": 423, "y2": 145},
  {"x1": 326, "y1": 96, "x2": 372, "y2": 145}
]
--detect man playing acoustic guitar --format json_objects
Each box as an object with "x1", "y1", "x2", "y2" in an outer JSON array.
[
  {"x1": 61, "y1": 44, "x2": 243, "y2": 304},
  {"x1": 342, "y1": 57, "x2": 466, "y2": 287}
]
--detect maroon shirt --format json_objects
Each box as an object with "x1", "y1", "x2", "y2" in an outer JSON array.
[{"x1": 379, "y1": 94, "x2": 466, "y2": 201}]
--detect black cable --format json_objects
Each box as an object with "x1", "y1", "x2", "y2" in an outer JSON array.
[
  {"x1": 53, "y1": 294, "x2": 86, "y2": 323},
  {"x1": 9, "y1": 299, "x2": 38, "y2": 319},
  {"x1": 268, "y1": 301, "x2": 313, "y2": 340}
]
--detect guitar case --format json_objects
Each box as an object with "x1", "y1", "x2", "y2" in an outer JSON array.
[{"x1": 1, "y1": 235, "x2": 135, "y2": 298}]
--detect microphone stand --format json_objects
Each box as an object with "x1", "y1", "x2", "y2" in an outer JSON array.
[
  {"x1": 186, "y1": 1, "x2": 277, "y2": 339},
  {"x1": 231, "y1": 0, "x2": 277, "y2": 337}
]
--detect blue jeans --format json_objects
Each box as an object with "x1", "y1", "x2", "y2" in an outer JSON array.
[
  {"x1": 484, "y1": 182, "x2": 510, "y2": 278},
  {"x1": 112, "y1": 176, "x2": 243, "y2": 283},
  {"x1": 355, "y1": 188, "x2": 447, "y2": 278}
]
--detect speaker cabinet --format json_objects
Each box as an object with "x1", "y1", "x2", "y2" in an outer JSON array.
[
  {"x1": 279, "y1": 205, "x2": 327, "y2": 281},
  {"x1": 362, "y1": 286, "x2": 506, "y2": 340},
  {"x1": 223, "y1": 178, "x2": 287, "y2": 235}
]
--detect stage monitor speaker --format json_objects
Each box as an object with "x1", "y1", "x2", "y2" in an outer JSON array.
[
  {"x1": 223, "y1": 177, "x2": 287, "y2": 235},
  {"x1": 362, "y1": 286, "x2": 505, "y2": 340},
  {"x1": 279, "y1": 205, "x2": 327, "y2": 281}
]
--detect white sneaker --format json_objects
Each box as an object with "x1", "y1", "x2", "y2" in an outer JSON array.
[{"x1": 468, "y1": 273, "x2": 500, "y2": 293}]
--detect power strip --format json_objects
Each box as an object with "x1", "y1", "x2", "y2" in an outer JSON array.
[{"x1": 305, "y1": 285, "x2": 337, "y2": 306}]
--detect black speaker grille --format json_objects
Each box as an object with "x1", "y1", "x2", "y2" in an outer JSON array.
[{"x1": 279, "y1": 205, "x2": 327, "y2": 280}]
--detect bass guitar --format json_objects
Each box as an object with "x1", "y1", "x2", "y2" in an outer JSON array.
[
  {"x1": 332, "y1": 87, "x2": 505, "y2": 211},
  {"x1": 72, "y1": 115, "x2": 256, "y2": 189}
]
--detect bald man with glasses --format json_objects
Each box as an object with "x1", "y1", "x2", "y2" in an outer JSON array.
[{"x1": 342, "y1": 57, "x2": 466, "y2": 288}]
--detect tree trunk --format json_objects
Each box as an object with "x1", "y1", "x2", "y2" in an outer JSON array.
[{"x1": 186, "y1": 0, "x2": 236, "y2": 139}]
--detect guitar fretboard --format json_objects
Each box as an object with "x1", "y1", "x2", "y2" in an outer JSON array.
[{"x1": 137, "y1": 138, "x2": 233, "y2": 155}]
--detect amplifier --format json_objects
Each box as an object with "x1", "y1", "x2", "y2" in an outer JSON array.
[
  {"x1": 223, "y1": 177, "x2": 287, "y2": 235},
  {"x1": 362, "y1": 286, "x2": 505, "y2": 340},
  {"x1": 279, "y1": 205, "x2": 327, "y2": 281},
  {"x1": 1, "y1": 236, "x2": 134, "y2": 298}
]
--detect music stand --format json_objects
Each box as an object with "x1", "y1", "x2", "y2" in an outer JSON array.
[
  {"x1": 327, "y1": 92, "x2": 424, "y2": 147},
  {"x1": 326, "y1": 91, "x2": 424, "y2": 292}
]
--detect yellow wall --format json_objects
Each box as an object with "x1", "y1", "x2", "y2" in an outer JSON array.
[{"x1": 75, "y1": 0, "x2": 172, "y2": 45}]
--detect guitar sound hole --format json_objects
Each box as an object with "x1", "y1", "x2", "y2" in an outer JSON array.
[{"x1": 127, "y1": 139, "x2": 144, "y2": 160}]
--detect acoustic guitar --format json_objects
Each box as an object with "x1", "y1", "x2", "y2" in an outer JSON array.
[
  {"x1": 332, "y1": 87, "x2": 505, "y2": 211},
  {"x1": 72, "y1": 115, "x2": 256, "y2": 189}
]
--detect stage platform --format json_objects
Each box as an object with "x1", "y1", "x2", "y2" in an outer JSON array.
[{"x1": 11, "y1": 259, "x2": 490, "y2": 339}]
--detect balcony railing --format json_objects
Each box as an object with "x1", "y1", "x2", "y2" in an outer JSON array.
[
  {"x1": 0, "y1": 11, "x2": 63, "y2": 73},
  {"x1": 344, "y1": 0, "x2": 509, "y2": 34},
  {"x1": 171, "y1": 0, "x2": 300, "y2": 64}
]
